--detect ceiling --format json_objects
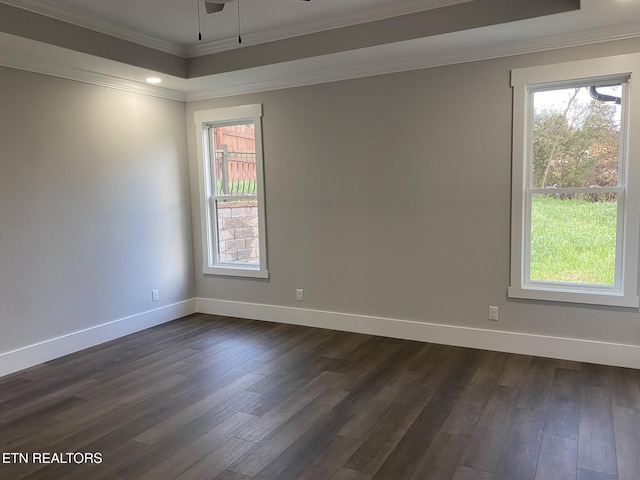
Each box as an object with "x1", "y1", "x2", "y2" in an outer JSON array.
[
  {"x1": 1, "y1": 0, "x2": 640, "y2": 101},
  {"x1": 0, "y1": 0, "x2": 477, "y2": 55}
]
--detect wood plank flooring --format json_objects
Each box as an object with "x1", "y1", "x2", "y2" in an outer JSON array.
[{"x1": 1, "y1": 313, "x2": 640, "y2": 480}]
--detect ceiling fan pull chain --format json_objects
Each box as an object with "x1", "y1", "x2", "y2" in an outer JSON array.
[
  {"x1": 202, "y1": 0, "x2": 308, "y2": 44},
  {"x1": 237, "y1": 0, "x2": 242, "y2": 44},
  {"x1": 197, "y1": 0, "x2": 202, "y2": 41}
]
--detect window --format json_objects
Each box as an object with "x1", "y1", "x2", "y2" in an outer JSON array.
[
  {"x1": 509, "y1": 55, "x2": 640, "y2": 307},
  {"x1": 194, "y1": 104, "x2": 268, "y2": 278}
]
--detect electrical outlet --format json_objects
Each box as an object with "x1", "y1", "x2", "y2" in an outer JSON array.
[
  {"x1": 152, "y1": 289, "x2": 159, "y2": 302},
  {"x1": 489, "y1": 306, "x2": 499, "y2": 321},
  {"x1": 296, "y1": 289, "x2": 304, "y2": 301}
]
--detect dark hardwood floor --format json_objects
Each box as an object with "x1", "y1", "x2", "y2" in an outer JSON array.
[{"x1": 1, "y1": 313, "x2": 640, "y2": 480}]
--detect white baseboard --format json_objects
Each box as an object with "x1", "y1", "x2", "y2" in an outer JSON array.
[
  {"x1": 5, "y1": 297, "x2": 636, "y2": 378},
  {"x1": 197, "y1": 298, "x2": 640, "y2": 369},
  {"x1": 0, "y1": 299, "x2": 197, "y2": 377}
]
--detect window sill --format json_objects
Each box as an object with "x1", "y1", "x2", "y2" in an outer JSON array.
[
  {"x1": 508, "y1": 285, "x2": 638, "y2": 308},
  {"x1": 203, "y1": 265, "x2": 269, "y2": 279}
]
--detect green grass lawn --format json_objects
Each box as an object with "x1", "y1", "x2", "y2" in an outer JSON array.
[
  {"x1": 530, "y1": 196, "x2": 617, "y2": 285},
  {"x1": 217, "y1": 179, "x2": 257, "y2": 195}
]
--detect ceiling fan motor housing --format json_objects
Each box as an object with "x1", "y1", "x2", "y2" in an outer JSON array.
[
  {"x1": 204, "y1": 0, "x2": 234, "y2": 14},
  {"x1": 205, "y1": 0, "x2": 310, "y2": 14}
]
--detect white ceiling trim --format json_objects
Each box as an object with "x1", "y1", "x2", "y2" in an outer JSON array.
[
  {"x1": 186, "y1": 0, "x2": 474, "y2": 57},
  {"x1": 2, "y1": 20, "x2": 640, "y2": 104},
  {"x1": 0, "y1": 48, "x2": 186, "y2": 101},
  {"x1": 186, "y1": 21, "x2": 640, "y2": 101},
  {"x1": 0, "y1": 0, "x2": 188, "y2": 56}
]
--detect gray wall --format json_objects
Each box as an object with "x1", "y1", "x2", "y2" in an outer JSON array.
[
  {"x1": 2, "y1": 34, "x2": 639, "y2": 362},
  {"x1": 0, "y1": 67, "x2": 194, "y2": 354},
  {"x1": 187, "y1": 38, "x2": 640, "y2": 347}
]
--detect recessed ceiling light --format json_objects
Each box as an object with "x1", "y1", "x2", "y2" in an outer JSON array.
[{"x1": 146, "y1": 77, "x2": 162, "y2": 84}]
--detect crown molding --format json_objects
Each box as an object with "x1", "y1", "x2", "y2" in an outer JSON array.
[
  {"x1": 185, "y1": 21, "x2": 640, "y2": 101},
  {"x1": 2, "y1": 15, "x2": 640, "y2": 105},
  {"x1": 0, "y1": 0, "x2": 472, "y2": 59},
  {"x1": 0, "y1": 48, "x2": 186, "y2": 101},
  {"x1": 0, "y1": 0, "x2": 189, "y2": 56},
  {"x1": 187, "y1": 0, "x2": 473, "y2": 57}
]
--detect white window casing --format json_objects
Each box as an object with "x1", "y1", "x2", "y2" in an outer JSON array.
[
  {"x1": 194, "y1": 104, "x2": 268, "y2": 278},
  {"x1": 509, "y1": 54, "x2": 640, "y2": 307}
]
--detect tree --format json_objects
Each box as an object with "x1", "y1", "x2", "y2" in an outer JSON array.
[{"x1": 532, "y1": 87, "x2": 620, "y2": 193}]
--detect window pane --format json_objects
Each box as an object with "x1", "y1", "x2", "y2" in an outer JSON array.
[
  {"x1": 215, "y1": 199, "x2": 260, "y2": 265},
  {"x1": 530, "y1": 193, "x2": 617, "y2": 285},
  {"x1": 212, "y1": 123, "x2": 257, "y2": 197},
  {"x1": 532, "y1": 84, "x2": 621, "y2": 188}
]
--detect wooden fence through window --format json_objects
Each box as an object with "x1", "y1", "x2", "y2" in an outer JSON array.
[{"x1": 215, "y1": 145, "x2": 257, "y2": 196}]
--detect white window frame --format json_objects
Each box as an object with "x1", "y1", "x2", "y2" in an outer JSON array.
[
  {"x1": 194, "y1": 104, "x2": 268, "y2": 278},
  {"x1": 509, "y1": 54, "x2": 640, "y2": 307}
]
